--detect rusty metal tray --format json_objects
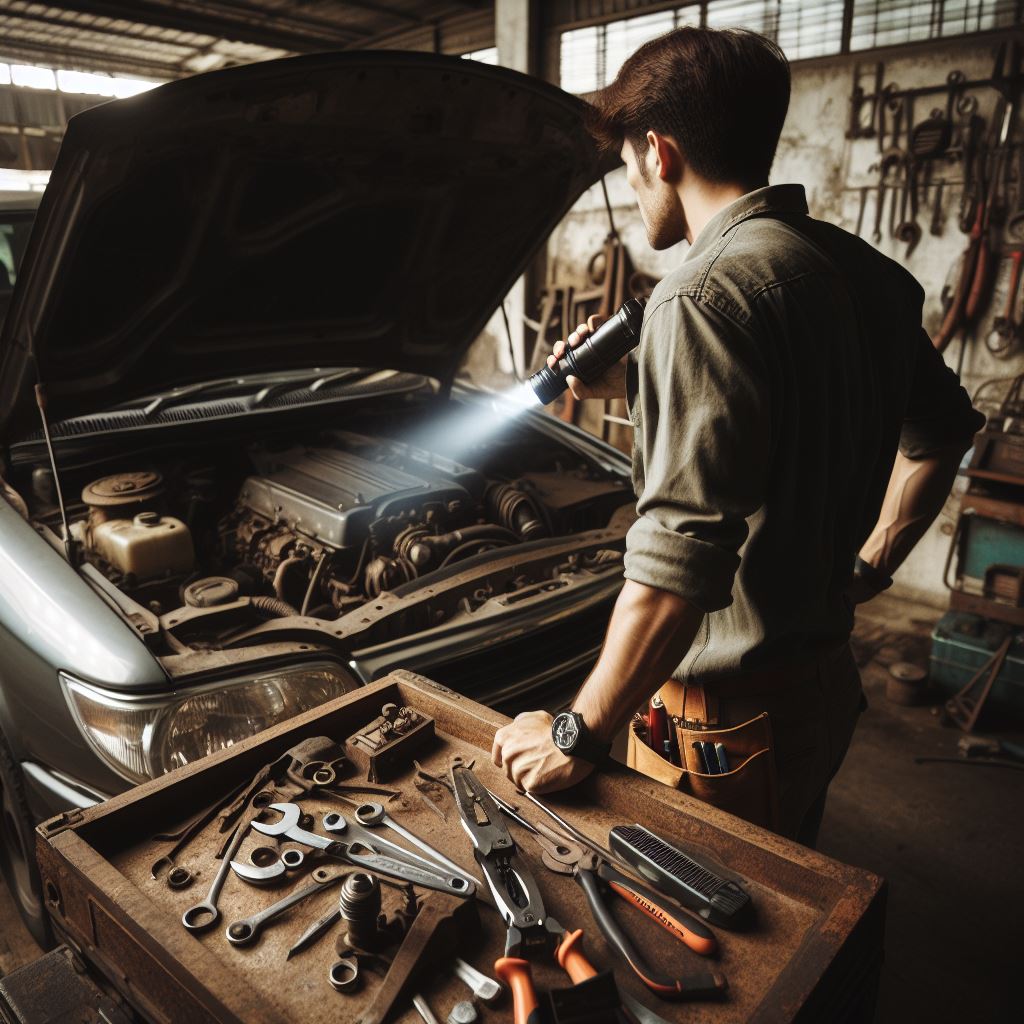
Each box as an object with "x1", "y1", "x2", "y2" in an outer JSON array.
[{"x1": 36, "y1": 670, "x2": 885, "y2": 1024}]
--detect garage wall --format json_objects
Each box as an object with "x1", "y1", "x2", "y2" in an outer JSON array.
[{"x1": 542, "y1": 31, "x2": 1019, "y2": 608}]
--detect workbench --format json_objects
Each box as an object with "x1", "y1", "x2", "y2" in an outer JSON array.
[{"x1": 35, "y1": 670, "x2": 885, "y2": 1024}]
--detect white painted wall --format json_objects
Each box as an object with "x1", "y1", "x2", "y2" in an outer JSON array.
[{"x1": 540, "y1": 33, "x2": 1019, "y2": 608}]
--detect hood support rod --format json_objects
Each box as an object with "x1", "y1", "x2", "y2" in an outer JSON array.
[{"x1": 33, "y1": 382, "x2": 79, "y2": 566}]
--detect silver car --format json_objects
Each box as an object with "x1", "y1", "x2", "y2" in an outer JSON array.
[{"x1": 0, "y1": 52, "x2": 634, "y2": 943}]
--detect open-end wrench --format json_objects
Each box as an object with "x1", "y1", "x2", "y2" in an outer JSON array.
[
  {"x1": 351, "y1": 802, "x2": 480, "y2": 887},
  {"x1": 252, "y1": 803, "x2": 474, "y2": 897},
  {"x1": 452, "y1": 957, "x2": 503, "y2": 1006},
  {"x1": 181, "y1": 821, "x2": 248, "y2": 933},
  {"x1": 226, "y1": 865, "x2": 346, "y2": 946}
]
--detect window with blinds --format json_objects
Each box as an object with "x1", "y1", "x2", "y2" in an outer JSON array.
[{"x1": 560, "y1": 0, "x2": 1019, "y2": 93}]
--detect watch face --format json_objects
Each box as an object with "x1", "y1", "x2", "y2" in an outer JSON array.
[{"x1": 553, "y1": 713, "x2": 579, "y2": 751}]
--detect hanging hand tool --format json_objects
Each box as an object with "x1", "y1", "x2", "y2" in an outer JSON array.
[
  {"x1": 1009, "y1": 146, "x2": 1024, "y2": 240},
  {"x1": 933, "y1": 163, "x2": 985, "y2": 352},
  {"x1": 252, "y1": 802, "x2": 474, "y2": 897},
  {"x1": 965, "y1": 41, "x2": 1019, "y2": 326},
  {"x1": 930, "y1": 179, "x2": 946, "y2": 236},
  {"x1": 452, "y1": 765, "x2": 602, "y2": 1024},
  {"x1": 895, "y1": 155, "x2": 922, "y2": 257},
  {"x1": 909, "y1": 70, "x2": 964, "y2": 159},
  {"x1": 986, "y1": 249, "x2": 1024, "y2": 356},
  {"x1": 531, "y1": 829, "x2": 725, "y2": 999},
  {"x1": 854, "y1": 185, "x2": 869, "y2": 237}
]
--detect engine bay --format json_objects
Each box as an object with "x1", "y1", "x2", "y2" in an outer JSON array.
[{"x1": 21, "y1": 412, "x2": 635, "y2": 662}]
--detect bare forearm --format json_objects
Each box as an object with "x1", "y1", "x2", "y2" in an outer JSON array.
[
  {"x1": 572, "y1": 579, "x2": 705, "y2": 743},
  {"x1": 859, "y1": 447, "x2": 966, "y2": 576}
]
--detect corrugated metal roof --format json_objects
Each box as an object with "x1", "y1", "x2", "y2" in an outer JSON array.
[{"x1": 0, "y1": 1, "x2": 493, "y2": 78}]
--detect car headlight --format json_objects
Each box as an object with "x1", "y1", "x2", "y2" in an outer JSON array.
[{"x1": 61, "y1": 663, "x2": 358, "y2": 785}]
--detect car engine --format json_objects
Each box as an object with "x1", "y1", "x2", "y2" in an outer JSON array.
[
  {"x1": 63, "y1": 429, "x2": 632, "y2": 627},
  {"x1": 229, "y1": 434, "x2": 549, "y2": 614}
]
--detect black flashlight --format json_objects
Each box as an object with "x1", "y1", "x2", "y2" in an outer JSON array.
[{"x1": 528, "y1": 297, "x2": 646, "y2": 405}]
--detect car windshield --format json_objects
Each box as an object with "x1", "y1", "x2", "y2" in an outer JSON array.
[{"x1": 0, "y1": 209, "x2": 35, "y2": 332}]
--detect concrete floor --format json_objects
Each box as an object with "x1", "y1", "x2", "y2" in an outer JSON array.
[{"x1": 1, "y1": 593, "x2": 1021, "y2": 1021}]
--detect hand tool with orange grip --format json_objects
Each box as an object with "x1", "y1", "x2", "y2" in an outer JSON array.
[
  {"x1": 531, "y1": 825, "x2": 727, "y2": 1001},
  {"x1": 451, "y1": 765, "x2": 612, "y2": 1024}
]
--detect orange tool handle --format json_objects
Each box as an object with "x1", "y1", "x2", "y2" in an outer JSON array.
[
  {"x1": 495, "y1": 957, "x2": 542, "y2": 1024},
  {"x1": 606, "y1": 878, "x2": 717, "y2": 957},
  {"x1": 555, "y1": 928, "x2": 598, "y2": 984}
]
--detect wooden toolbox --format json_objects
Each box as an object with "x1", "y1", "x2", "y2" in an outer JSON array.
[{"x1": 36, "y1": 670, "x2": 885, "y2": 1024}]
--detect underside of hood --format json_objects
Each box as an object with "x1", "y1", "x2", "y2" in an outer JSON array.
[{"x1": 0, "y1": 51, "x2": 603, "y2": 440}]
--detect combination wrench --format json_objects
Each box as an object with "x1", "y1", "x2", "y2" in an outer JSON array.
[
  {"x1": 251, "y1": 803, "x2": 474, "y2": 897},
  {"x1": 322, "y1": 810, "x2": 463, "y2": 882},
  {"x1": 226, "y1": 866, "x2": 347, "y2": 946},
  {"x1": 181, "y1": 820, "x2": 248, "y2": 933},
  {"x1": 349, "y1": 802, "x2": 480, "y2": 887}
]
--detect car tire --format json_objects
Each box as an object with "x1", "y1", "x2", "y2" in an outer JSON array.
[{"x1": 0, "y1": 728, "x2": 54, "y2": 948}]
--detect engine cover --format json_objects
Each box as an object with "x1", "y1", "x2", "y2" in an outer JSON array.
[{"x1": 237, "y1": 448, "x2": 471, "y2": 549}]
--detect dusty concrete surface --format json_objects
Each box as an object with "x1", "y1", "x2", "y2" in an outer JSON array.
[
  {"x1": 825, "y1": 592, "x2": 1022, "y2": 1024},
  {"x1": 1, "y1": 592, "x2": 1020, "y2": 1023}
]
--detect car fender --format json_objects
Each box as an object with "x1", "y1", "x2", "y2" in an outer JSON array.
[{"x1": 0, "y1": 497, "x2": 166, "y2": 768}]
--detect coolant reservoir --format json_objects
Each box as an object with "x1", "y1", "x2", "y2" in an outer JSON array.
[{"x1": 90, "y1": 511, "x2": 194, "y2": 580}]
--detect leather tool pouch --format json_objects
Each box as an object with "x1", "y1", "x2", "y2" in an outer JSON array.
[{"x1": 626, "y1": 683, "x2": 781, "y2": 832}]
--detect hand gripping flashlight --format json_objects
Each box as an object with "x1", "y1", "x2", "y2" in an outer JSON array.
[{"x1": 527, "y1": 297, "x2": 646, "y2": 405}]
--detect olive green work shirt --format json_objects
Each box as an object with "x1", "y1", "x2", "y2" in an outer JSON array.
[{"x1": 623, "y1": 184, "x2": 984, "y2": 681}]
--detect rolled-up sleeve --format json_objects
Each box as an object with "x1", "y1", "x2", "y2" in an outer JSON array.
[
  {"x1": 899, "y1": 328, "x2": 985, "y2": 458},
  {"x1": 623, "y1": 295, "x2": 771, "y2": 612}
]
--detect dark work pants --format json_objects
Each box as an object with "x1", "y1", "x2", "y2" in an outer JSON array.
[{"x1": 715, "y1": 645, "x2": 865, "y2": 848}]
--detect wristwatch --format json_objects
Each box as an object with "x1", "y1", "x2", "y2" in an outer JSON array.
[{"x1": 550, "y1": 711, "x2": 611, "y2": 765}]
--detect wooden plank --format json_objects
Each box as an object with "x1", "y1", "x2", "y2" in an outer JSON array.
[{"x1": 37, "y1": 670, "x2": 883, "y2": 1024}]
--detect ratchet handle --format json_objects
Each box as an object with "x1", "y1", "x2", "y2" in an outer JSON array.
[
  {"x1": 495, "y1": 957, "x2": 542, "y2": 1024},
  {"x1": 577, "y1": 872, "x2": 725, "y2": 1000},
  {"x1": 598, "y1": 863, "x2": 717, "y2": 956},
  {"x1": 555, "y1": 928, "x2": 597, "y2": 984}
]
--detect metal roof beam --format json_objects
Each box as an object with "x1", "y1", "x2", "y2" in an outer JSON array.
[
  {"x1": 33, "y1": 1, "x2": 370, "y2": 51},
  {"x1": 0, "y1": 38, "x2": 184, "y2": 79}
]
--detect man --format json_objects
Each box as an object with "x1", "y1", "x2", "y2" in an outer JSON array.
[{"x1": 492, "y1": 26, "x2": 983, "y2": 846}]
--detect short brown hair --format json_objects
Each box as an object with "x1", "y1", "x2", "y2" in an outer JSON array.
[{"x1": 588, "y1": 27, "x2": 790, "y2": 186}]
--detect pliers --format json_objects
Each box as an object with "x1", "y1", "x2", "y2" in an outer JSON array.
[
  {"x1": 452, "y1": 765, "x2": 610, "y2": 1024},
  {"x1": 529, "y1": 822, "x2": 727, "y2": 1001}
]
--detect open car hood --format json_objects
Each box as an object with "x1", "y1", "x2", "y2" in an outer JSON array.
[{"x1": 0, "y1": 52, "x2": 603, "y2": 439}]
